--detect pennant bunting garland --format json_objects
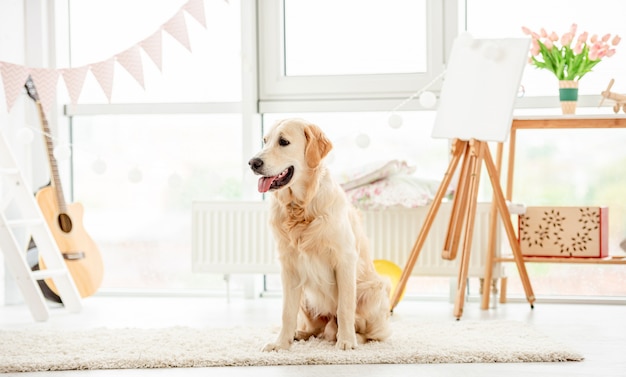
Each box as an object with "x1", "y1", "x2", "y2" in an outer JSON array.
[
  {"x1": 29, "y1": 68, "x2": 60, "y2": 118},
  {"x1": 140, "y1": 30, "x2": 164, "y2": 72},
  {"x1": 0, "y1": 62, "x2": 30, "y2": 113},
  {"x1": 61, "y1": 65, "x2": 89, "y2": 105},
  {"x1": 184, "y1": 0, "x2": 207, "y2": 29},
  {"x1": 90, "y1": 58, "x2": 116, "y2": 103},
  {"x1": 163, "y1": 11, "x2": 192, "y2": 52},
  {"x1": 116, "y1": 45, "x2": 145, "y2": 89},
  {"x1": 0, "y1": 0, "x2": 209, "y2": 113}
]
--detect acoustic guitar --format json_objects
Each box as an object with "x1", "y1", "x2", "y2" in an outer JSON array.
[{"x1": 24, "y1": 77, "x2": 104, "y2": 298}]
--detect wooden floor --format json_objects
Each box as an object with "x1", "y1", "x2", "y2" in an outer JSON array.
[{"x1": 1, "y1": 294, "x2": 625, "y2": 376}]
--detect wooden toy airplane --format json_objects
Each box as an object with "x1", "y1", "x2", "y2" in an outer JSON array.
[{"x1": 599, "y1": 78, "x2": 626, "y2": 113}]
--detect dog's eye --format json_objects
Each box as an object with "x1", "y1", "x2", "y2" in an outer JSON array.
[{"x1": 279, "y1": 137, "x2": 290, "y2": 146}]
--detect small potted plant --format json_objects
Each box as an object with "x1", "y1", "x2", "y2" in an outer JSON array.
[{"x1": 522, "y1": 23, "x2": 620, "y2": 114}]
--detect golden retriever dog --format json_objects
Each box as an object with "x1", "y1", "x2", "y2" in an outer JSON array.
[{"x1": 248, "y1": 118, "x2": 391, "y2": 351}]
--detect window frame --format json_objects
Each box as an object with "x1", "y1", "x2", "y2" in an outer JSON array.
[{"x1": 257, "y1": 0, "x2": 458, "y2": 113}]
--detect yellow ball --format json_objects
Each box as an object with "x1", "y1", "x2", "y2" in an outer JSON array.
[{"x1": 373, "y1": 259, "x2": 405, "y2": 302}]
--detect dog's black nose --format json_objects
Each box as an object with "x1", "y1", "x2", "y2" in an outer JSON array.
[{"x1": 249, "y1": 157, "x2": 263, "y2": 171}]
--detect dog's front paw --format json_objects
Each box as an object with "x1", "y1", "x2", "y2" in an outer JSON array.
[
  {"x1": 335, "y1": 336, "x2": 357, "y2": 350},
  {"x1": 261, "y1": 341, "x2": 291, "y2": 352}
]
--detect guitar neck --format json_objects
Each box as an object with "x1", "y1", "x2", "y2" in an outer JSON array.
[{"x1": 35, "y1": 100, "x2": 68, "y2": 213}]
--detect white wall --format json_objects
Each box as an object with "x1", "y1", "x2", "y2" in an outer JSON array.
[
  {"x1": 0, "y1": 0, "x2": 61, "y2": 305},
  {"x1": 0, "y1": 0, "x2": 27, "y2": 305}
]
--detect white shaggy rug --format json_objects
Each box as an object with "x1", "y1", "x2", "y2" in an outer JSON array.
[{"x1": 0, "y1": 320, "x2": 582, "y2": 373}]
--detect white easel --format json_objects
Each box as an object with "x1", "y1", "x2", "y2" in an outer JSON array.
[
  {"x1": 0, "y1": 130, "x2": 82, "y2": 321},
  {"x1": 390, "y1": 36, "x2": 536, "y2": 319}
]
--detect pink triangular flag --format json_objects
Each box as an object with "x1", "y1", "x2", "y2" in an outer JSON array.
[
  {"x1": 61, "y1": 65, "x2": 89, "y2": 105},
  {"x1": 184, "y1": 0, "x2": 207, "y2": 28},
  {"x1": 140, "y1": 30, "x2": 163, "y2": 71},
  {"x1": 116, "y1": 45, "x2": 145, "y2": 89},
  {"x1": 29, "y1": 68, "x2": 60, "y2": 119},
  {"x1": 163, "y1": 11, "x2": 192, "y2": 52},
  {"x1": 0, "y1": 62, "x2": 30, "y2": 112},
  {"x1": 90, "y1": 58, "x2": 115, "y2": 102}
]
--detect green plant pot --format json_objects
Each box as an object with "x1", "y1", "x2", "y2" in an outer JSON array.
[{"x1": 559, "y1": 80, "x2": 578, "y2": 114}]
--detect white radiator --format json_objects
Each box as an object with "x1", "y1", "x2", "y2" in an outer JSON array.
[{"x1": 192, "y1": 201, "x2": 503, "y2": 279}]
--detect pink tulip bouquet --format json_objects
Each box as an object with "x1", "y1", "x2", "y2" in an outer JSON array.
[{"x1": 522, "y1": 23, "x2": 620, "y2": 81}]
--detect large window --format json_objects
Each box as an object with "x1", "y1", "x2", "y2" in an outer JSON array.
[{"x1": 51, "y1": 0, "x2": 626, "y2": 299}]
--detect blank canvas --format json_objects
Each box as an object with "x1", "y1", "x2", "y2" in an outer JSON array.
[{"x1": 432, "y1": 36, "x2": 530, "y2": 142}]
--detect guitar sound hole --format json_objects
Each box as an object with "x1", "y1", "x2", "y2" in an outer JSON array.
[{"x1": 58, "y1": 213, "x2": 73, "y2": 233}]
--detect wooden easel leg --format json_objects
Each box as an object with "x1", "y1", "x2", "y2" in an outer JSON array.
[
  {"x1": 442, "y1": 144, "x2": 471, "y2": 260},
  {"x1": 482, "y1": 144, "x2": 535, "y2": 308},
  {"x1": 481, "y1": 142, "x2": 503, "y2": 310},
  {"x1": 499, "y1": 276, "x2": 508, "y2": 304},
  {"x1": 390, "y1": 139, "x2": 467, "y2": 311},
  {"x1": 481, "y1": 199, "x2": 499, "y2": 310},
  {"x1": 453, "y1": 140, "x2": 484, "y2": 319}
]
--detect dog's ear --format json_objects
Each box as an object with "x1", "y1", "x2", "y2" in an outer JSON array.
[{"x1": 303, "y1": 124, "x2": 333, "y2": 169}]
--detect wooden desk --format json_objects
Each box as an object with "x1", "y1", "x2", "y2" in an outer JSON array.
[{"x1": 485, "y1": 115, "x2": 626, "y2": 307}]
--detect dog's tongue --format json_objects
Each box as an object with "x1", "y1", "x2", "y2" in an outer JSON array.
[{"x1": 258, "y1": 175, "x2": 278, "y2": 193}]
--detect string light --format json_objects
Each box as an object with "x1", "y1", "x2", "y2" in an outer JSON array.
[
  {"x1": 355, "y1": 133, "x2": 371, "y2": 148},
  {"x1": 418, "y1": 91, "x2": 438, "y2": 108},
  {"x1": 15, "y1": 127, "x2": 34, "y2": 144},
  {"x1": 168, "y1": 173, "x2": 182, "y2": 188},
  {"x1": 388, "y1": 113, "x2": 403, "y2": 129},
  {"x1": 92, "y1": 157, "x2": 107, "y2": 175},
  {"x1": 53, "y1": 145, "x2": 72, "y2": 161},
  {"x1": 14, "y1": 122, "x2": 149, "y2": 184},
  {"x1": 15, "y1": 66, "x2": 448, "y2": 177},
  {"x1": 387, "y1": 70, "x2": 446, "y2": 129},
  {"x1": 128, "y1": 167, "x2": 143, "y2": 184}
]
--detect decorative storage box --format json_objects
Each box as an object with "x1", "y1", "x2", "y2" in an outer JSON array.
[{"x1": 519, "y1": 206, "x2": 608, "y2": 258}]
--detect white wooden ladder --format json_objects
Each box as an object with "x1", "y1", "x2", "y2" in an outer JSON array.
[{"x1": 0, "y1": 130, "x2": 82, "y2": 321}]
